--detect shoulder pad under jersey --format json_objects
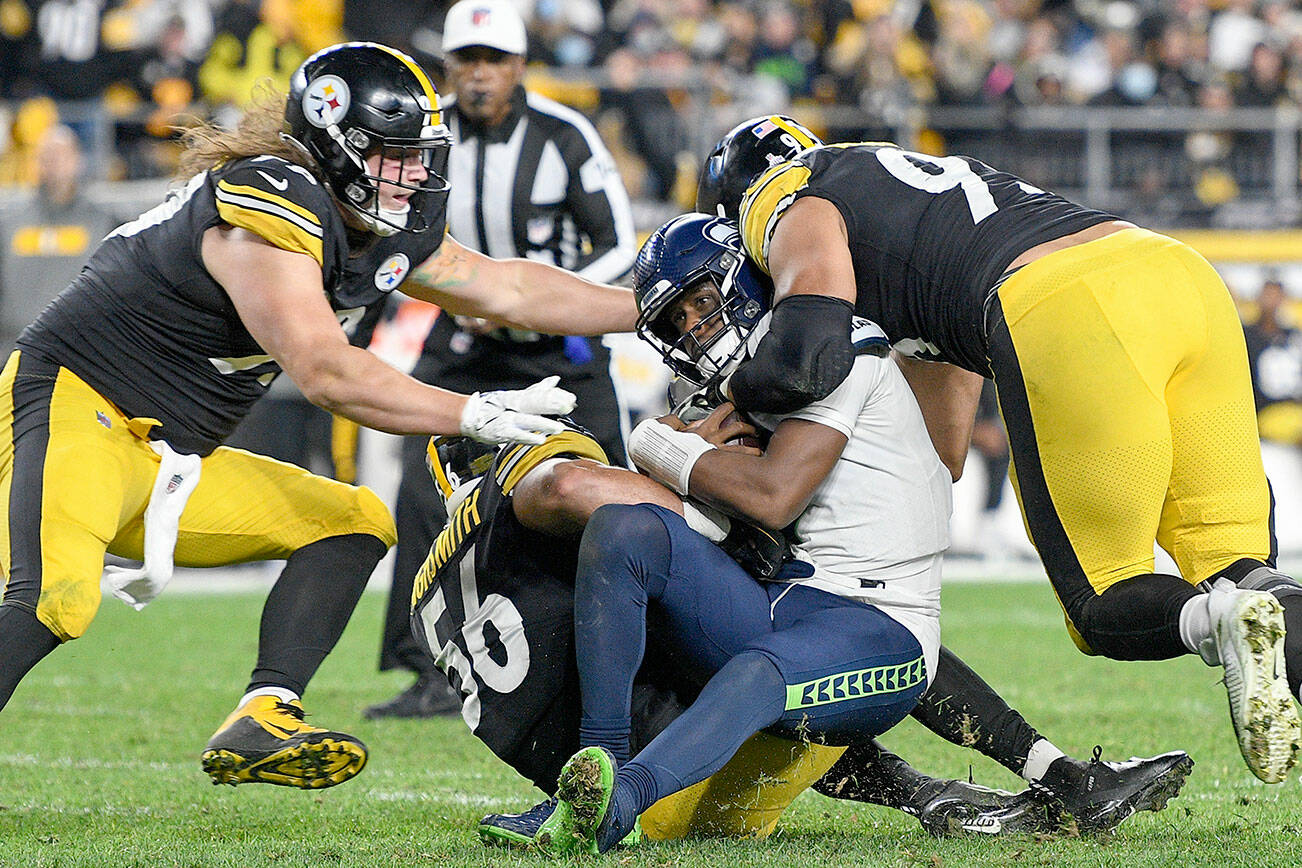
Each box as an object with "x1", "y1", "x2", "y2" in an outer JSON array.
[{"x1": 213, "y1": 156, "x2": 335, "y2": 265}]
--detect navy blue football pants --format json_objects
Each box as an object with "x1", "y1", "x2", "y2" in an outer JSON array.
[{"x1": 574, "y1": 504, "x2": 927, "y2": 839}]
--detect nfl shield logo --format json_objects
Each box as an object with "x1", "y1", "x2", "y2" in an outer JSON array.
[
  {"x1": 472, "y1": 7, "x2": 491, "y2": 25},
  {"x1": 96, "y1": 411, "x2": 111, "y2": 429}
]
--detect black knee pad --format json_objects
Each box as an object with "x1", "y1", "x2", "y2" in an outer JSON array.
[{"x1": 1064, "y1": 574, "x2": 1197, "y2": 661}]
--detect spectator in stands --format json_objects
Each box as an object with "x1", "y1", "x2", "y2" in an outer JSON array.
[
  {"x1": 599, "y1": 46, "x2": 687, "y2": 201},
  {"x1": 931, "y1": 0, "x2": 993, "y2": 106},
  {"x1": 1149, "y1": 18, "x2": 1202, "y2": 106},
  {"x1": 1208, "y1": 0, "x2": 1267, "y2": 74},
  {"x1": 30, "y1": 0, "x2": 135, "y2": 100},
  {"x1": 714, "y1": 1, "x2": 760, "y2": 76},
  {"x1": 0, "y1": 0, "x2": 38, "y2": 98},
  {"x1": 1234, "y1": 41, "x2": 1289, "y2": 106},
  {"x1": 1244, "y1": 278, "x2": 1302, "y2": 447},
  {"x1": 751, "y1": 3, "x2": 815, "y2": 100},
  {"x1": 199, "y1": 0, "x2": 307, "y2": 120},
  {"x1": 0, "y1": 124, "x2": 115, "y2": 347},
  {"x1": 364, "y1": 0, "x2": 637, "y2": 720}
]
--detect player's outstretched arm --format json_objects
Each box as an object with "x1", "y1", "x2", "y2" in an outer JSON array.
[
  {"x1": 205, "y1": 226, "x2": 567, "y2": 443},
  {"x1": 405, "y1": 234, "x2": 638, "y2": 336}
]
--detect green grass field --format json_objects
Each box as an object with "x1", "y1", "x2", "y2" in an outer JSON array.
[{"x1": 1, "y1": 581, "x2": 1298, "y2": 867}]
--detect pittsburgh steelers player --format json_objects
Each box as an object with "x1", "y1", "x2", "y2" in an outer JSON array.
[
  {"x1": 690, "y1": 116, "x2": 1302, "y2": 784},
  {"x1": 0, "y1": 42, "x2": 637, "y2": 791},
  {"x1": 518, "y1": 213, "x2": 1188, "y2": 855},
  {"x1": 420, "y1": 424, "x2": 1059, "y2": 845}
]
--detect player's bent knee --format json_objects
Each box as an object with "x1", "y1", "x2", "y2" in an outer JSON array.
[
  {"x1": 580, "y1": 503, "x2": 673, "y2": 574},
  {"x1": 343, "y1": 484, "x2": 397, "y2": 548},
  {"x1": 641, "y1": 732, "x2": 845, "y2": 841},
  {"x1": 35, "y1": 581, "x2": 103, "y2": 641}
]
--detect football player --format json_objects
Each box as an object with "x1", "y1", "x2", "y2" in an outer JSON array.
[
  {"x1": 517, "y1": 213, "x2": 1190, "y2": 855},
  {"x1": 416, "y1": 425, "x2": 1049, "y2": 845},
  {"x1": 694, "y1": 115, "x2": 1302, "y2": 783},
  {"x1": 0, "y1": 42, "x2": 640, "y2": 791}
]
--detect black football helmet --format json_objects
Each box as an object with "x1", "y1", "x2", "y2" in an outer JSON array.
[
  {"x1": 427, "y1": 435, "x2": 498, "y2": 508},
  {"x1": 632, "y1": 213, "x2": 771, "y2": 391},
  {"x1": 696, "y1": 115, "x2": 822, "y2": 221},
  {"x1": 285, "y1": 42, "x2": 452, "y2": 236}
]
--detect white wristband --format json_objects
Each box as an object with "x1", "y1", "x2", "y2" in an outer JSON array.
[
  {"x1": 627, "y1": 418, "x2": 715, "y2": 495},
  {"x1": 682, "y1": 499, "x2": 731, "y2": 542}
]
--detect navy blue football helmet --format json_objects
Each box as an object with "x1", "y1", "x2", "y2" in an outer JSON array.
[{"x1": 632, "y1": 213, "x2": 771, "y2": 390}]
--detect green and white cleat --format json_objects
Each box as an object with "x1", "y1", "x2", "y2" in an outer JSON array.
[
  {"x1": 533, "y1": 746, "x2": 616, "y2": 856},
  {"x1": 1209, "y1": 580, "x2": 1302, "y2": 783}
]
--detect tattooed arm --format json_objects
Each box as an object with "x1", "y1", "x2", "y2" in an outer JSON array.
[{"x1": 404, "y1": 235, "x2": 637, "y2": 335}]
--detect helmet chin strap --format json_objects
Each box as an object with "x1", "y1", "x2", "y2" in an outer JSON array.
[{"x1": 348, "y1": 200, "x2": 410, "y2": 237}]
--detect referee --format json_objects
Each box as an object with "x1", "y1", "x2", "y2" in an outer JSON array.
[{"x1": 364, "y1": 0, "x2": 637, "y2": 718}]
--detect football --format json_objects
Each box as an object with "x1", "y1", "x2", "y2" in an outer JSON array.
[{"x1": 723, "y1": 409, "x2": 763, "y2": 448}]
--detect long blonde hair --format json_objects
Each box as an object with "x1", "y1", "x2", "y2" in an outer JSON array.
[{"x1": 176, "y1": 84, "x2": 321, "y2": 182}]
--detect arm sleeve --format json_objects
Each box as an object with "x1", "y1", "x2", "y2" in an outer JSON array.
[{"x1": 730, "y1": 295, "x2": 856, "y2": 415}]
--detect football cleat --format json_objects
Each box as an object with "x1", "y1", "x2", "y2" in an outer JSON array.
[
  {"x1": 534, "y1": 746, "x2": 617, "y2": 856},
  {"x1": 479, "y1": 797, "x2": 557, "y2": 848},
  {"x1": 201, "y1": 696, "x2": 367, "y2": 789},
  {"x1": 362, "y1": 673, "x2": 462, "y2": 720},
  {"x1": 1208, "y1": 580, "x2": 1302, "y2": 783},
  {"x1": 1033, "y1": 748, "x2": 1193, "y2": 835},
  {"x1": 908, "y1": 779, "x2": 1053, "y2": 838}
]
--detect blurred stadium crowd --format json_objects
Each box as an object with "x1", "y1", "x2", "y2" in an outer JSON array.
[{"x1": 3, "y1": 1, "x2": 1302, "y2": 211}]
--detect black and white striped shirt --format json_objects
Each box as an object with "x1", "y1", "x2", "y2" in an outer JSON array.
[{"x1": 442, "y1": 87, "x2": 636, "y2": 283}]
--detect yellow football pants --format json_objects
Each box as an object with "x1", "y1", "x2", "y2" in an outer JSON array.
[
  {"x1": 642, "y1": 733, "x2": 845, "y2": 840},
  {"x1": 0, "y1": 351, "x2": 395, "y2": 641},
  {"x1": 990, "y1": 228, "x2": 1272, "y2": 646}
]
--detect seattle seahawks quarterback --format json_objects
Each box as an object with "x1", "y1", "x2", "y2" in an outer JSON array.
[
  {"x1": 696, "y1": 115, "x2": 1302, "y2": 784},
  {"x1": 529, "y1": 213, "x2": 1191, "y2": 855},
  {"x1": 0, "y1": 41, "x2": 638, "y2": 791}
]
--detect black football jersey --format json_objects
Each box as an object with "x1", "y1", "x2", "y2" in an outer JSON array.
[
  {"x1": 339, "y1": 208, "x2": 447, "y2": 348},
  {"x1": 16, "y1": 155, "x2": 446, "y2": 455},
  {"x1": 739, "y1": 143, "x2": 1116, "y2": 375},
  {"x1": 409, "y1": 429, "x2": 607, "y2": 791}
]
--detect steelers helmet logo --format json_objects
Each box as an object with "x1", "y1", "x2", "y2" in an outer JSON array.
[
  {"x1": 375, "y1": 252, "x2": 411, "y2": 291},
  {"x1": 303, "y1": 74, "x2": 351, "y2": 129}
]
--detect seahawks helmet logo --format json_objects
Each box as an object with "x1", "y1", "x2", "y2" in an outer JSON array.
[
  {"x1": 303, "y1": 74, "x2": 350, "y2": 128},
  {"x1": 375, "y1": 253, "x2": 411, "y2": 291}
]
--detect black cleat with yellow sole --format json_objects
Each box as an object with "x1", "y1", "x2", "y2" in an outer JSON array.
[{"x1": 201, "y1": 696, "x2": 367, "y2": 789}]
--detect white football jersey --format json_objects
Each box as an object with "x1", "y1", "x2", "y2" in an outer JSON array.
[{"x1": 748, "y1": 318, "x2": 952, "y2": 679}]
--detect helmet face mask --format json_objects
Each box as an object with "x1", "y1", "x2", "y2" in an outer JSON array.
[
  {"x1": 696, "y1": 115, "x2": 822, "y2": 221},
  {"x1": 633, "y1": 214, "x2": 770, "y2": 391},
  {"x1": 285, "y1": 42, "x2": 452, "y2": 236}
]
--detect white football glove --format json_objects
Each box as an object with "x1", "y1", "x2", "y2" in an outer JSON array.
[{"x1": 458, "y1": 375, "x2": 576, "y2": 445}]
